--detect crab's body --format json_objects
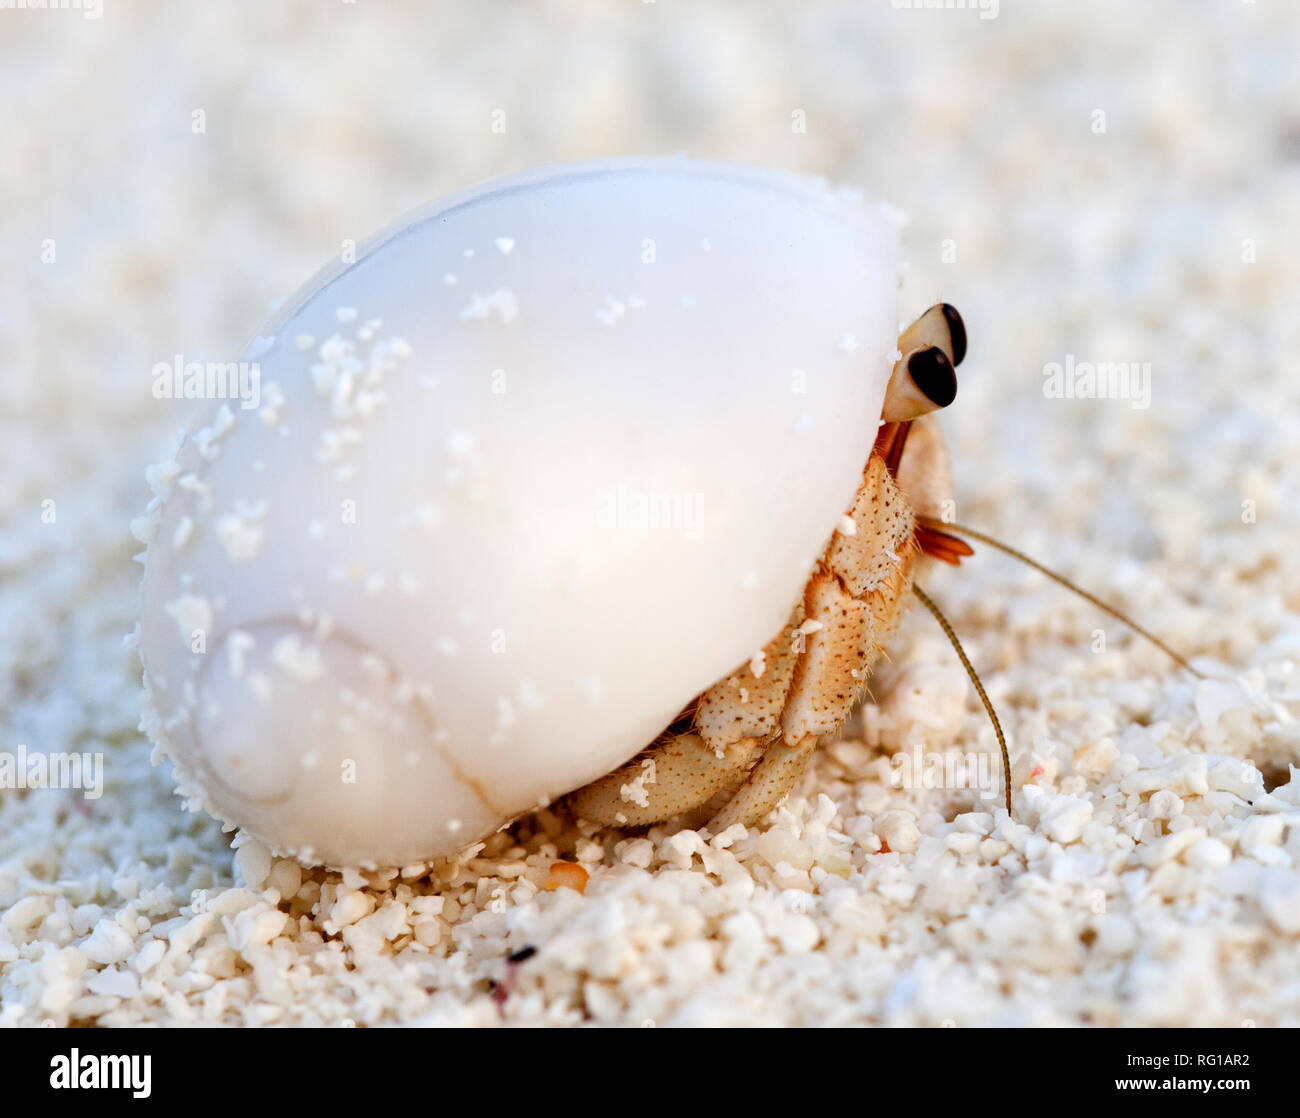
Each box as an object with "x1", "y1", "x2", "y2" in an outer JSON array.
[{"x1": 569, "y1": 310, "x2": 964, "y2": 831}]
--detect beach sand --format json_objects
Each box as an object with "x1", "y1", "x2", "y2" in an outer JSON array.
[{"x1": 2, "y1": 0, "x2": 1298, "y2": 1026}]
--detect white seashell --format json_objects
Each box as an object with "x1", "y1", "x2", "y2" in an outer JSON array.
[{"x1": 138, "y1": 158, "x2": 901, "y2": 868}]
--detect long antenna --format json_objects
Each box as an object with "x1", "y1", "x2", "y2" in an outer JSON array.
[
  {"x1": 912, "y1": 584, "x2": 1013, "y2": 816},
  {"x1": 921, "y1": 518, "x2": 1203, "y2": 678}
]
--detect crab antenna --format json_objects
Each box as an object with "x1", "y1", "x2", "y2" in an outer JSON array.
[
  {"x1": 912, "y1": 584, "x2": 1013, "y2": 816},
  {"x1": 922, "y1": 518, "x2": 1204, "y2": 679}
]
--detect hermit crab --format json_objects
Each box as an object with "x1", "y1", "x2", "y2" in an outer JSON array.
[
  {"x1": 568, "y1": 304, "x2": 980, "y2": 831},
  {"x1": 136, "y1": 158, "x2": 1196, "y2": 869}
]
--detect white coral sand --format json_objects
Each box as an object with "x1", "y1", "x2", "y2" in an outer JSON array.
[{"x1": 2, "y1": 1, "x2": 1298, "y2": 1026}]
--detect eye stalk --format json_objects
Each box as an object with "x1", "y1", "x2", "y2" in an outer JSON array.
[
  {"x1": 882, "y1": 302, "x2": 966, "y2": 422},
  {"x1": 897, "y1": 302, "x2": 966, "y2": 368},
  {"x1": 882, "y1": 344, "x2": 956, "y2": 421}
]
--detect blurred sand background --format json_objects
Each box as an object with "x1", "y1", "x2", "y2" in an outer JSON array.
[{"x1": 2, "y1": 1, "x2": 1299, "y2": 1025}]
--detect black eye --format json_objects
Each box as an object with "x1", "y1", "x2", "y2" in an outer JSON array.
[
  {"x1": 940, "y1": 304, "x2": 967, "y2": 366},
  {"x1": 907, "y1": 346, "x2": 957, "y2": 408}
]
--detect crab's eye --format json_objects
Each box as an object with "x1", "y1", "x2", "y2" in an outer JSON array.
[
  {"x1": 897, "y1": 302, "x2": 967, "y2": 369},
  {"x1": 940, "y1": 303, "x2": 967, "y2": 366},
  {"x1": 882, "y1": 345, "x2": 956, "y2": 421},
  {"x1": 909, "y1": 346, "x2": 957, "y2": 408}
]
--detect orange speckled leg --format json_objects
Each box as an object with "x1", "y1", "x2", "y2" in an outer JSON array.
[
  {"x1": 706, "y1": 733, "x2": 818, "y2": 832},
  {"x1": 566, "y1": 732, "x2": 760, "y2": 827},
  {"x1": 705, "y1": 454, "x2": 919, "y2": 832},
  {"x1": 567, "y1": 608, "x2": 804, "y2": 827}
]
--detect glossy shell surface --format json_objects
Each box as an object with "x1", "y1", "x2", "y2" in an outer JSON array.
[{"x1": 138, "y1": 158, "x2": 901, "y2": 867}]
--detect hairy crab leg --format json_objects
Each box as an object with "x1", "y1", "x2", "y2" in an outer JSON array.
[
  {"x1": 565, "y1": 732, "x2": 761, "y2": 827},
  {"x1": 703, "y1": 448, "x2": 920, "y2": 831},
  {"x1": 706, "y1": 734, "x2": 818, "y2": 832},
  {"x1": 704, "y1": 571, "x2": 877, "y2": 831}
]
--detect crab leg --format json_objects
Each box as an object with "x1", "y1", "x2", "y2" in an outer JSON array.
[
  {"x1": 705, "y1": 571, "x2": 873, "y2": 830},
  {"x1": 568, "y1": 606, "x2": 804, "y2": 827},
  {"x1": 706, "y1": 733, "x2": 818, "y2": 831},
  {"x1": 704, "y1": 455, "x2": 920, "y2": 832},
  {"x1": 565, "y1": 732, "x2": 759, "y2": 827}
]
